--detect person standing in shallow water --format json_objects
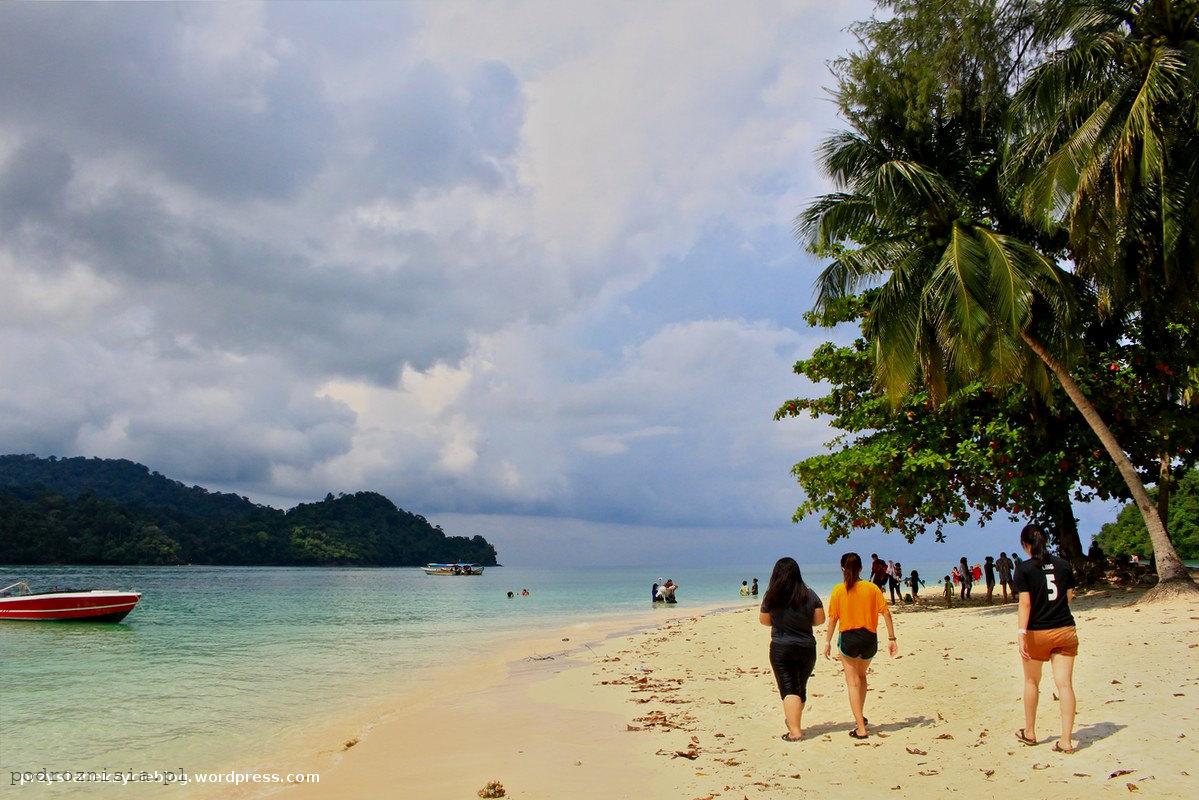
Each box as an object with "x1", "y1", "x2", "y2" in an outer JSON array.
[
  {"x1": 1014, "y1": 524, "x2": 1080, "y2": 753},
  {"x1": 824, "y1": 552, "x2": 897, "y2": 739},
  {"x1": 759, "y1": 557, "x2": 825, "y2": 741}
]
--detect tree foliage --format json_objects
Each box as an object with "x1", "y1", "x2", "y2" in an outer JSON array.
[
  {"x1": 0, "y1": 455, "x2": 499, "y2": 567},
  {"x1": 1095, "y1": 470, "x2": 1199, "y2": 560},
  {"x1": 790, "y1": 0, "x2": 1199, "y2": 589}
]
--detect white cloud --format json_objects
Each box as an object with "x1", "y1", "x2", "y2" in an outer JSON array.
[{"x1": 0, "y1": 1, "x2": 873, "y2": 549}]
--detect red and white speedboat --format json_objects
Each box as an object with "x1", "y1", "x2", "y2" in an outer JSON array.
[{"x1": 0, "y1": 581, "x2": 142, "y2": 622}]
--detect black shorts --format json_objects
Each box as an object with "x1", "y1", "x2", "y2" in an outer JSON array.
[
  {"x1": 838, "y1": 628, "x2": 878, "y2": 660},
  {"x1": 769, "y1": 641, "x2": 817, "y2": 701}
]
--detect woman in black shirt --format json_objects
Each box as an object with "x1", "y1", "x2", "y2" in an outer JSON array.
[
  {"x1": 1014, "y1": 524, "x2": 1079, "y2": 753},
  {"x1": 759, "y1": 557, "x2": 825, "y2": 741}
]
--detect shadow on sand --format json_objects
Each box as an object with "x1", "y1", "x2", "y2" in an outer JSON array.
[
  {"x1": 799, "y1": 714, "x2": 936, "y2": 739},
  {"x1": 1068, "y1": 720, "x2": 1127, "y2": 750}
]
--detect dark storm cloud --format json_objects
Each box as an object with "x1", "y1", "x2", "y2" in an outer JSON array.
[{"x1": 0, "y1": 3, "x2": 333, "y2": 200}]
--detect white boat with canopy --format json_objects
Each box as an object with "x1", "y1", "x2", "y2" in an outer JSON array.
[{"x1": 421, "y1": 563, "x2": 485, "y2": 575}]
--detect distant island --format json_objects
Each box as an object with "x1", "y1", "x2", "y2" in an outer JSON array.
[{"x1": 0, "y1": 454, "x2": 498, "y2": 567}]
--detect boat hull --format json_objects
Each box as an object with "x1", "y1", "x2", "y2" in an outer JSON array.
[
  {"x1": 0, "y1": 591, "x2": 142, "y2": 622},
  {"x1": 421, "y1": 567, "x2": 485, "y2": 575}
]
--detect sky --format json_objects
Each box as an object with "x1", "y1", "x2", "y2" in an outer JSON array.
[{"x1": 0, "y1": 1, "x2": 1116, "y2": 567}]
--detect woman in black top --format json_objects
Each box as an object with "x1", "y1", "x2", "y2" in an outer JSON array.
[
  {"x1": 759, "y1": 557, "x2": 825, "y2": 741},
  {"x1": 1014, "y1": 524, "x2": 1079, "y2": 753}
]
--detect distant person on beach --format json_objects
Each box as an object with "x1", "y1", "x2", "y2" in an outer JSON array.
[
  {"x1": 959, "y1": 557, "x2": 973, "y2": 599},
  {"x1": 751, "y1": 578, "x2": 759, "y2": 596},
  {"x1": 951, "y1": 566, "x2": 961, "y2": 586},
  {"x1": 870, "y1": 554, "x2": 888, "y2": 589},
  {"x1": 824, "y1": 552, "x2": 898, "y2": 739},
  {"x1": 984, "y1": 556, "x2": 997, "y2": 603},
  {"x1": 942, "y1": 575, "x2": 953, "y2": 606},
  {"x1": 1014, "y1": 524, "x2": 1079, "y2": 753},
  {"x1": 652, "y1": 581, "x2": 662, "y2": 603},
  {"x1": 507, "y1": 591, "x2": 514, "y2": 598},
  {"x1": 740, "y1": 580, "x2": 751, "y2": 597},
  {"x1": 1088, "y1": 540, "x2": 1105, "y2": 563},
  {"x1": 521, "y1": 588, "x2": 529, "y2": 596},
  {"x1": 972, "y1": 563, "x2": 983, "y2": 585},
  {"x1": 996, "y1": 552, "x2": 1015, "y2": 602},
  {"x1": 907, "y1": 569, "x2": 923, "y2": 602},
  {"x1": 759, "y1": 557, "x2": 825, "y2": 741},
  {"x1": 888, "y1": 561, "x2": 902, "y2": 604}
]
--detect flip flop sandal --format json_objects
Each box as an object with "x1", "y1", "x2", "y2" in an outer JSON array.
[
  {"x1": 1052, "y1": 742, "x2": 1074, "y2": 754},
  {"x1": 1015, "y1": 729, "x2": 1038, "y2": 746},
  {"x1": 849, "y1": 729, "x2": 869, "y2": 739},
  {"x1": 780, "y1": 733, "x2": 803, "y2": 742}
]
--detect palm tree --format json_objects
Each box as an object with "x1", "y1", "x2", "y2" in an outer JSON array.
[
  {"x1": 1008, "y1": 0, "x2": 1199, "y2": 592},
  {"x1": 801, "y1": 0, "x2": 1197, "y2": 595}
]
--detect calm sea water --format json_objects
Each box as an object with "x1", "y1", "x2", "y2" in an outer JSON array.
[{"x1": 0, "y1": 561, "x2": 945, "y2": 791}]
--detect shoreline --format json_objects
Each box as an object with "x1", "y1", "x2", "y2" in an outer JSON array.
[
  {"x1": 248, "y1": 586, "x2": 1198, "y2": 800},
  {"x1": 200, "y1": 599, "x2": 748, "y2": 800}
]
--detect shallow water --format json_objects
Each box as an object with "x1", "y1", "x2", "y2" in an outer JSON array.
[{"x1": 0, "y1": 561, "x2": 945, "y2": 787}]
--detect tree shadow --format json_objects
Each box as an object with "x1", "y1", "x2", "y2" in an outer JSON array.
[
  {"x1": 1069, "y1": 720, "x2": 1127, "y2": 750},
  {"x1": 800, "y1": 714, "x2": 936, "y2": 738}
]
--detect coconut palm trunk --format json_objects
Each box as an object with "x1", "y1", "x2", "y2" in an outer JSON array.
[{"x1": 1021, "y1": 332, "x2": 1194, "y2": 593}]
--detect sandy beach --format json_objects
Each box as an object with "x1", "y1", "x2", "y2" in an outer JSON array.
[{"x1": 243, "y1": 586, "x2": 1199, "y2": 800}]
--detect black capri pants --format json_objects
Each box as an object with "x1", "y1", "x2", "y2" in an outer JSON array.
[{"x1": 768, "y1": 641, "x2": 817, "y2": 701}]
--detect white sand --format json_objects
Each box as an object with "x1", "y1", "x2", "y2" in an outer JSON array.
[{"x1": 255, "y1": 589, "x2": 1197, "y2": 799}]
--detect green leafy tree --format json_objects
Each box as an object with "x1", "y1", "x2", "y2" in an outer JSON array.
[
  {"x1": 1007, "y1": 0, "x2": 1199, "y2": 591},
  {"x1": 1095, "y1": 470, "x2": 1199, "y2": 560},
  {"x1": 778, "y1": 295, "x2": 1116, "y2": 556},
  {"x1": 799, "y1": 0, "x2": 1196, "y2": 594}
]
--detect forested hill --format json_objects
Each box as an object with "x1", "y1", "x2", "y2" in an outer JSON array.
[{"x1": 0, "y1": 454, "x2": 499, "y2": 567}]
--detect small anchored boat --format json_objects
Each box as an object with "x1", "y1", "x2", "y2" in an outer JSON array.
[
  {"x1": 421, "y1": 562, "x2": 485, "y2": 576},
  {"x1": 0, "y1": 581, "x2": 142, "y2": 622}
]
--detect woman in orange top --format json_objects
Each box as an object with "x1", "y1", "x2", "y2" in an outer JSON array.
[{"x1": 823, "y1": 552, "x2": 898, "y2": 739}]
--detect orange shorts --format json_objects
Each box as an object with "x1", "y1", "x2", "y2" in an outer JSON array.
[{"x1": 1024, "y1": 626, "x2": 1079, "y2": 661}]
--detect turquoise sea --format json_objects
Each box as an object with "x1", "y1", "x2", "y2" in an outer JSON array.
[{"x1": 0, "y1": 561, "x2": 948, "y2": 793}]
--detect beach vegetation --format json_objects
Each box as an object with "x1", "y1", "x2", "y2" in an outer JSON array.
[
  {"x1": 793, "y1": 0, "x2": 1198, "y2": 595},
  {"x1": 776, "y1": 294, "x2": 1176, "y2": 557},
  {"x1": 1095, "y1": 469, "x2": 1199, "y2": 561}
]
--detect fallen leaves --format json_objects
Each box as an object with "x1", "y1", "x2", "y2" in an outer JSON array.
[
  {"x1": 905, "y1": 746, "x2": 928, "y2": 756},
  {"x1": 477, "y1": 780, "x2": 506, "y2": 798}
]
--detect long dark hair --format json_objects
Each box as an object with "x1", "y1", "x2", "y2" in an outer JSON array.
[
  {"x1": 841, "y1": 552, "x2": 863, "y2": 590},
  {"x1": 763, "y1": 557, "x2": 809, "y2": 610},
  {"x1": 1021, "y1": 524, "x2": 1048, "y2": 564}
]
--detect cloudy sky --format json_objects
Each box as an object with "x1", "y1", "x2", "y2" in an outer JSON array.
[{"x1": 0, "y1": 1, "x2": 1114, "y2": 566}]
